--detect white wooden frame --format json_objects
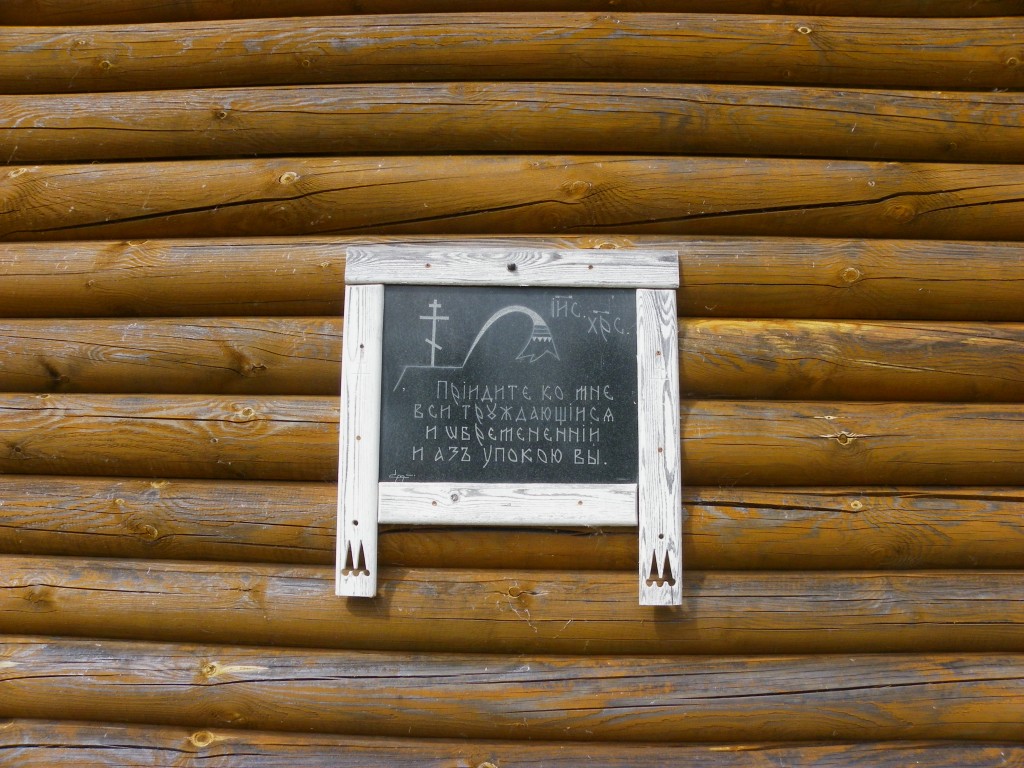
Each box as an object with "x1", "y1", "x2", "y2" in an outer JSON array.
[{"x1": 337, "y1": 247, "x2": 682, "y2": 605}]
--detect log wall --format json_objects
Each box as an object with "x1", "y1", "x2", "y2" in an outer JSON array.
[{"x1": 0, "y1": 2, "x2": 1022, "y2": 765}]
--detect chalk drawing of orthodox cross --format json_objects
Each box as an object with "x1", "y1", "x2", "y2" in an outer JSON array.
[{"x1": 420, "y1": 299, "x2": 449, "y2": 367}]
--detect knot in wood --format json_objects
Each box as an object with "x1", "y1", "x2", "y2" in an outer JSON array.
[
  {"x1": 840, "y1": 266, "x2": 862, "y2": 284},
  {"x1": 830, "y1": 431, "x2": 857, "y2": 446},
  {"x1": 885, "y1": 202, "x2": 917, "y2": 224},
  {"x1": 278, "y1": 171, "x2": 299, "y2": 185},
  {"x1": 24, "y1": 585, "x2": 54, "y2": 611},
  {"x1": 7, "y1": 168, "x2": 28, "y2": 179},
  {"x1": 233, "y1": 405, "x2": 257, "y2": 422},
  {"x1": 848, "y1": 499, "x2": 864, "y2": 512},
  {"x1": 563, "y1": 179, "x2": 593, "y2": 199},
  {"x1": 1007, "y1": 56, "x2": 1020, "y2": 67},
  {"x1": 189, "y1": 731, "x2": 216, "y2": 748},
  {"x1": 797, "y1": 25, "x2": 812, "y2": 34}
]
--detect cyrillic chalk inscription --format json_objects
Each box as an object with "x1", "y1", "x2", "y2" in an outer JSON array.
[{"x1": 379, "y1": 285, "x2": 639, "y2": 484}]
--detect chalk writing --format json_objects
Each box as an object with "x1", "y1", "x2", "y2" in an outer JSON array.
[{"x1": 379, "y1": 286, "x2": 639, "y2": 484}]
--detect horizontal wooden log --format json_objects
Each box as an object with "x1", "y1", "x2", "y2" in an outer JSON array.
[
  {"x1": 0, "y1": 396, "x2": 1020, "y2": 484},
  {"x1": 0, "y1": 317, "x2": 341, "y2": 395},
  {"x1": 1, "y1": 478, "x2": 1022, "y2": 570},
  {"x1": 680, "y1": 401, "x2": 1024, "y2": 486},
  {"x1": 4, "y1": 157, "x2": 1024, "y2": 242},
  {"x1": 3, "y1": 722, "x2": 1023, "y2": 768},
  {"x1": 680, "y1": 319, "x2": 1024, "y2": 402},
  {"x1": 0, "y1": 317, "x2": 1019, "y2": 401},
  {"x1": 4, "y1": 557, "x2": 1024, "y2": 653},
  {"x1": 0, "y1": 394, "x2": 337, "y2": 481},
  {"x1": 2, "y1": 15, "x2": 1022, "y2": 94},
  {"x1": 3, "y1": 637, "x2": 1024, "y2": 739},
  {"x1": 1, "y1": 237, "x2": 1021, "y2": 321},
  {"x1": 5, "y1": 84, "x2": 1024, "y2": 164},
  {"x1": 3, "y1": 0, "x2": 1018, "y2": 25}
]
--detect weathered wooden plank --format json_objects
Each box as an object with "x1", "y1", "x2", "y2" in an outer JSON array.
[
  {"x1": 4, "y1": 557, "x2": 1024, "y2": 653},
  {"x1": 3, "y1": 0, "x2": 1019, "y2": 25},
  {"x1": 4, "y1": 157, "x2": 1024, "y2": 242},
  {"x1": 0, "y1": 394, "x2": 337, "y2": 481},
  {"x1": 5, "y1": 84, "x2": 1024, "y2": 164},
  {"x1": 680, "y1": 319, "x2": 1024, "y2": 402},
  {"x1": 378, "y1": 483, "x2": 637, "y2": 526},
  {"x1": 1, "y1": 479, "x2": 1021, "y2": 571},
  {"x1": 0, "y1": 396, "x2": 1019, "y2": 484},
  {"x1": 2, "y1": 15, "x2": 1022, "y2": 94},
  {"x1": 637, "y1": 289, "x2": 682, "y2": 605},
  {"x1": 345, "y1": 246, "x2": 679, "y2": 287},
  {"x1": 336, "y1": 285, "x2": 383, "y2": 597},
  {"x1": 0, "y1": 237, "x2": 1020, "y2": 321},
  {"x1": 2, "y1": 722, "x2": 1022, "y2": 768},
  {"x1": 0, "y1": 317, "x2": 340, "y2": 395},
  {"x1": 0, "y1": 317, "x2": 1019, "y2": 401},
  {"x1": 3, "y1": 638, "x2": 1023, "y2": 740}
]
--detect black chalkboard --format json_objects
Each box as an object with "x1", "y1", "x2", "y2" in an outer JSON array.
[{"x1": 378, "y1": 285, "x2": 639, "y2": 484}]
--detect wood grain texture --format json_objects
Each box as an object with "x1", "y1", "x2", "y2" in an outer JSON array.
[
  {"x1": 637, "y1": 289, "x2": 682, "y2": 604},
  {"x1": 3, "y1": 723, "x2": 1024, "y2": 768},
  {"x1": 2, "y1": 638, "x2": 1024, "y2": 740},
  {"x1": 1, "y1": 479, "x2": 1021, "y2": 571},
  {"x1": 0, "y1": 317, "x2": 340, "y2": 395},
  {"x1": 0, "y1": 239, "x2": 347, "y2": 318},
  {"x1": 681, "y1": 400, "x2": 1024, "y2": 487},
  {"x1": 1, "y1": 237, "x2": 1020, "y2": 321},
  {"x1": 378, "y1": 483, "x2": 637, "y2": 527},
  {"x1": 3, "y1": 0, "x2": 1019, "y2": 24},
  {"x1": 680, "y1": 319, "x2": 1024, "y2": 402},
  {"x1": 345, "y1": 246, "x2": 679, "y2": 287},
  {"x1": 0, "y1": 396, "x2": 1018, "y2": 484},
  {"x1": 0, "y1": 394, "x2": 337, "y2": 481},
  {"x1": 0, "y1": 316, "x2": 1018, "y2": 401},
  {"x1": 4, "y1": 157, "x2": 1024, "y2": 242},
  {"x1": 335, "y1": 285, "x2": 382, "y2": 597},
  {"x1": 4, "y1": 557, "x2": 1024, "y2": 653},
  {"x1": 2, "y1": 15, "x2": 1022, "y2": 94},
  {"x1": 5, "y1": 84, "x2": 1024, "y2": 164}
]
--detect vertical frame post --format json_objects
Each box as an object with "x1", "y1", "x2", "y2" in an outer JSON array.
[
  {"x1": 336, "y1": 284, "x2": 384, "y2": 597},
  {"x1": 636, "y1": 289, "x2": 682, "y2": 606}
]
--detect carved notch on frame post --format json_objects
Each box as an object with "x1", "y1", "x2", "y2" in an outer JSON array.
[
  {"x1": 636, "y1": 289, "x2": 683, "y2": 606},
  {"x1": 336, "y1": 284, "x2": 383, "y2": 597}
]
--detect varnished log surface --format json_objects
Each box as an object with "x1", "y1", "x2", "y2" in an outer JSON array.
[
  {"x1": 2, "y1": 15, "x2": 1023, "y2": 94},
  {"x1": 3, "y1": 0, "x2": 1020, "y2": 25},
  {"x1": 1, "y1": 237, "x2": 1021, "y2": 321},
  {"x1": 681, "y1": 401, "x2": 1024, "y2": 486},
  {"x1": 681, "y1": 320, "x2": 1024, "y2": 402},
  {"x1": 0, "y1": 317, "x2": 340, "y2": 395},
  {"x1": 5, "y1": 84, "x2": 1024, "y2": 164},
  {"x1": 0, "y1": 394, "x2": 338, "y2": 481},
  {"x1": 5, "y1": 157, "x2": 1024, "y2": 242},
  {"x1": 3, "y1": 638, "x2": 1023, "y2": 740},
  {"x1": 0, "y1": 396, "x2": 1019, "y2": 484},
  {"x1": 2, "y1": 723, "x2": 1023, "y2": 768},
  {"x1": 0, "y1": 239, "x2": 348, "y2": 318},
  {"x1": 0, "y1": 317, "x2": 1018, "y2": 401},
  {"x1": 3, "y1": 556, "x2": 1024, "y2": 653},
  {"x1": 2, "y1": 479, "x2": 1022, "y2": 571}
]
